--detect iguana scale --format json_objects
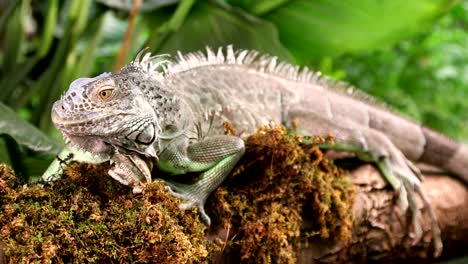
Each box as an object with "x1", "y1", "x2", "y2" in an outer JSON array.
[{"x1": 50, "y1": 46, "x2": 468, "y2": 256}]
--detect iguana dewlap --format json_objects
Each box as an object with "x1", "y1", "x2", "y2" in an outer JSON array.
[{"x1": 50, "y1": 46, "x2": 468, "y2": 256}]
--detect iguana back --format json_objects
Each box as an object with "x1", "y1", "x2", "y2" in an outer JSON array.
[{"x1": 158, "y1": 47, "x2": 468, "y2": 182}]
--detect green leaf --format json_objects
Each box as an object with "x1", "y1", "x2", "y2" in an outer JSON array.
[
  {"x1": 0, "y1": 138, "x2": 13, "y2": 166},
  {"x1": 38, "y1": 0, "x2": 58, "y2": 58},
  {"x1": 231, "y1": 0, "x2": 457, "y2": 63},
  {"x1": 334, "y1": 4, "x2": 468, "y2": 139},
  {"x1": 227, "y1": 0, "x2": 293, "y2": 15},
  {"x1": 146, "y1": 1, "x2": 294, "y2": 62},
  {"x1": 0, "y1": 55, "x2": 41, "y2": 104},
  {"x1": 2, "y1": 0, "x2": 25, "y2": 73},
  {"x1": 31, "y1": 0, "x2": 92, "y2": 130},
  {"x1": 0, "y1": 102, "x2": 61, "y2": 154},
  {"x1": 74, "y1": 13, "x2": 106, "y2": 78},
  {"x1": 0, "y1": 0, "x2": 19, "y2": 37}
]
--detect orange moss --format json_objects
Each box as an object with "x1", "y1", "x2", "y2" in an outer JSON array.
[
  {"x1": 207, "y1": 124, "x2": 355, "y2": 263},
  {"x1": 0, "y1": 163, "x2": 216, "y2": 263}
]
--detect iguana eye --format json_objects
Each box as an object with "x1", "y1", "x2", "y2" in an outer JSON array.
[{"x1": 98, "y1": 88, "x2": 114, "y2": 100}]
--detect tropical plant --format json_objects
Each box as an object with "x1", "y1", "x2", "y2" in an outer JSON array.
[{"x1": 0, "y1": 0, "x2": 465, "y2": 179}]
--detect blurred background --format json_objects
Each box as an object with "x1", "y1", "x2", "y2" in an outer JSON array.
[{"x1": 0, "y1": 0, "x2": 467, "y2": 179}]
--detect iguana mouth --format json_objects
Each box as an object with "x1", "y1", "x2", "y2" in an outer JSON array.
[
  {"x1": 51, "y1": 110, "x2": 100, "y2": 127},
  {"x1": 52, "y1": 107, "x2": 132, "y2": 129}
]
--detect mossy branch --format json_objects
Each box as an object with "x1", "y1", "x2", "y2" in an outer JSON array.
[{"x1": 0, "y1": 125, "x2": 467, "y2": 262}]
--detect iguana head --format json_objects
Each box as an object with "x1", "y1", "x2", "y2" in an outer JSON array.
[{"x1": 51, "y1": 69, "x2": 160, "y2": 158}]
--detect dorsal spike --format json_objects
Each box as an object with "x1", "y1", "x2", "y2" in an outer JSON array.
[
  {"x1": 162, "y1": 46, "x2": 392, "y2": 111},
  {"x1": 267, "y1": 56, "x2": 277, "y2": 72},
  {"x1": 133, "y1": 47, "x2": 149, "y2": 64},
  {"x1": 141, "y1": 53, "x2": 151, "y2": 69},
  {"x1": 121, "y1": 48, "x2": 168, "y2": 80},
  {"x1": 177, "y1": 51, "x2": 187, "y2": 66},
  {"x1": 226, "y1": 45, "x2": 235, "y2": 64},
  {"x1": 149, "y1": 59, "x2": 169, "y2": 72},
  {"x1": 243, "y1": 50, "x2": 258, "y2": 64},
  {"x1": 147, "y1": 53, "x2": 170, "y2": 62},
  {"x1": 206, "y1": 47, "x2": 216, "y2": 62},
  {"x1": 160, "y1": 63, "x2": 168, "y2": 74},
  {"x1": 216, "y1": 47, "x2": 224, "y2": 63},
  {"x1": 236, "y1": 50, "x2": 248, "y2": 64}
]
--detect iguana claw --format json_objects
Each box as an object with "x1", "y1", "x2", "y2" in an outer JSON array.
[
  {"x1": 376, "y1": 157, "x2": 442, "y2": 257},
  {"x1": 318, "y1": 140, "x2": 442, "y2": 257},
  {"x1": 164, "y1": 181, "x2": 211, "y2": 225}
]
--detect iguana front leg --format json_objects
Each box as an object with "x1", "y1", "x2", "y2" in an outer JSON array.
[
  {"x1": 157, "y1": 135, "x2": 245, "y2": 225},
  {"x1": 108, "y1": 152, "x2": 153, "y2": 194},
  {"x1": 42, "y1": 146, "x2": 111, "y2": 182}
]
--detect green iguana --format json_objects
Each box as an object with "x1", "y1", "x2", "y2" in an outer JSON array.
[{"x1": 48, "y1": 46, "x2": 468, "y2": 256}]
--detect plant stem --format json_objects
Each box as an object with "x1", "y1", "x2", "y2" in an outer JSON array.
[{"x1": 114, "y1": 0, "x2": 142, "y2": 71}]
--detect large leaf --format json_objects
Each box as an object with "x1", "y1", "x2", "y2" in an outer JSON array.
[
  {"x1": 146, "y1": 1, "x2": 294, "y2": 62},
  {"x1": 335, "y1": 4, "x2": 468, "y2": 139},
  {"x1": 0, "y1": 102, "x2": 61, "y2": 154},
  {"x1": 229, "y1": 0, "x2": 458, "y2": 63}
]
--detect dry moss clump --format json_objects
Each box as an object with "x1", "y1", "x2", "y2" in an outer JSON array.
[
  {"x1": 207, "y1": 124, "x2": 355, "y2": 263},
  {"x1": 0, "y1": 163, "x2": 217, "y2": 263}
]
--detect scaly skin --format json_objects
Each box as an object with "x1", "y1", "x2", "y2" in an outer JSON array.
[{"x1": 49, "y1": 46, "x2": 468, "y2": 256}]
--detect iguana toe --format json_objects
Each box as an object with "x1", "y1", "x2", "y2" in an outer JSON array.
[
  {"x1": 164, "y1": 181, "x2": 211, "y2": 225},
  {"x1": 377, "y1": 156, "x2": 442, "y2": 257}
]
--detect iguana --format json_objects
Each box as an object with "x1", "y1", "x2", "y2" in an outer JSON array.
[{"x1": 49, "y1": 46, "x2": 468, "y2": 256}]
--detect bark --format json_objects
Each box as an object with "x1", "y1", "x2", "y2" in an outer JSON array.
[{"x1": 296, "y1": 164, "x2": 468, "y2": 263}]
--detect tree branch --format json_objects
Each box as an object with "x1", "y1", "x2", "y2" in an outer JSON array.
[{"x1": 296, "y1": 164, "x2": 468, "y2": 262}]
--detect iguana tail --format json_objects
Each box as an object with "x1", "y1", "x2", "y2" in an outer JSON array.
[{"x1": 418, "y1": 128, "x2": 468, "y2": 183}]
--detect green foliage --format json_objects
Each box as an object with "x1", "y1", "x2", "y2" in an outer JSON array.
[
  {"x1": 0, "y1": 0, "x2": 466, "y2": 180},
  {"x1": 229, "y1": 0, "x2": 458, "y2": 64},
  {"x1": 146, "y1": 1, "x2": 294, "y2": 62},
  {"x1": 0, "y1": 103, "x2": 60, "y2": 154},
  {"x1": 0, "y1": 0, "x2": 102, "y2": 129},
  {"x1": 0, "y1": 102, "x2": 60, "y2": 178},
  {"x1": 335, "y1": 3, "x2": 468, "y2": 139}
]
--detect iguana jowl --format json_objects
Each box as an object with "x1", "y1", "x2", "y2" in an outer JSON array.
[{"x1": 51, "y1": 46, "x2": 468, "y2": 255}]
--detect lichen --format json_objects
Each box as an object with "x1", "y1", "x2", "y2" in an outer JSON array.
[{"x1": 0, "y1": 124, "x2": 354, "y2": 263}]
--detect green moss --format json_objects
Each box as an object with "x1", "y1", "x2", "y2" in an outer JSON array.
[{"x1": 0, "y1": 125, "x2": 354, "y2": 263}]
